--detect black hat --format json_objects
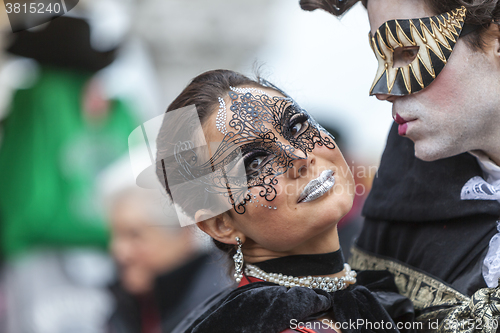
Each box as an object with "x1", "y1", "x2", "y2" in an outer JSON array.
[{"x1": 6, "y1": 16, "x2": 116, "y2": 72}]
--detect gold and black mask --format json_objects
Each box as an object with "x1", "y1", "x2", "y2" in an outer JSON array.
[{"x1": 369, "y1": 6, "x2": 468, "y2": 96}]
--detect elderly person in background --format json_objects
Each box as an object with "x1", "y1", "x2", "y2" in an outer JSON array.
[{"x1": 102, "y1": 158, "x2": 231, "y2": 333}]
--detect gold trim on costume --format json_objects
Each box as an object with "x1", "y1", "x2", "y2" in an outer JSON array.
[
  {"x1": 350, "y1": 245, "x2": 500, "y2": 332},
  {"x1": 349, "y1": 245, "x2": 469, "y2": 310}
]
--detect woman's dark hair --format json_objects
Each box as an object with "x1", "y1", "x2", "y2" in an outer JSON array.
[
  {"x1": 299, "y1": 0, "x2": 500, "y2": 50},
  {"x1": 155, "y1": 69, "x2": 270, "y2": 257}
]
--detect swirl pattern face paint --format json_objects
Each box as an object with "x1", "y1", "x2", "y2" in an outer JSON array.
[
  {"x1": 369, "y1": 6, "x2": 468, "y2": 96},
  {"x1": 214, "y1": 87, "x2": 336, "y2": 212}
]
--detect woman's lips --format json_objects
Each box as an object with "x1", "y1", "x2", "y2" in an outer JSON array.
[{"x1": 297, "y1": 170, "x2": 335, "y2": 203}]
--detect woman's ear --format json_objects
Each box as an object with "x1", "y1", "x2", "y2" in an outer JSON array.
[{"x1": 195, "y1": 210, "x2": 243, "y2": 245}]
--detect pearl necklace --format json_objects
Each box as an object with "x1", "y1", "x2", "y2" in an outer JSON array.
[{"x1": 244, "y1": 263, "x2": 357, "y2": 293}]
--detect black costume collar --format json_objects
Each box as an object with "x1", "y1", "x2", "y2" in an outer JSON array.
[
  {"x1": 362, "y1": 123, "x2": 500, "y2": 221},
  {"x1": 252, "y1": 248, "x2": 345, "y2": 276},
  {"x1": 172, "y1": 270, "x2": 408, "y2": 333}
]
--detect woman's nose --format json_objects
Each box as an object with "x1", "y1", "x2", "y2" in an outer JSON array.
[{"x1": 287, "y1": 154, "x2": 315, "y2": 179}]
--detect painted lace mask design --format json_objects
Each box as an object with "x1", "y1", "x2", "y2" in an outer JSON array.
[
  {"x1": 167, "y1": 87, "x2": 336, "y2": 216},
  {"x1": 369, "y1": 6, "x2": 467, "y2": 96},
  {"x1": 215, "y1": 88, "x2": 336, "y2": 213}
]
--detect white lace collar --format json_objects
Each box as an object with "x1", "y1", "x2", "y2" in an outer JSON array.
[{"x1": 469, "y1": 150, "x2": 500, "y2": 184}]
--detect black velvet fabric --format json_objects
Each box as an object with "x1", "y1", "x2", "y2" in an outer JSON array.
[
  {"x1": 357, "y1": 215, "x2": 496, "y2": 296},
  {"x1": 254, "y1": 249, "x2": 345, "y2": 276},
  {"x1": 173, "y1": 274, "x2": 412, "y2": 333},
  {"x1": 356, "y1": 271, "x2": 414, "y2": 328},
  {"x1": 358, "y1": 123, "x2": 500, "y2": 295}
]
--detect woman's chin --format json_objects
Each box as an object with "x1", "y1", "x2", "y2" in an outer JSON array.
[{"x1": 318, "y1": 190, "x2": 354, "y2": 221}]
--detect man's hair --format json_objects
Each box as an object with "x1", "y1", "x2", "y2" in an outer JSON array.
[{"x1": 299, "y1": 0, "x2": 500, "y2": 50}]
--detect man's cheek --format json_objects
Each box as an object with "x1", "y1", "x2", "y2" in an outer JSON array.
[{"x1": 419, "y1": 63, "x2": 463, "y2": 113}]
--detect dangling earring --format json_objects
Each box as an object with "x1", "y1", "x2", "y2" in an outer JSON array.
[{"x1": 233, "y1": 237, "x2": 243, "y2": 283}]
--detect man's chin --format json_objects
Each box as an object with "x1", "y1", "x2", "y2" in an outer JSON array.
[{"x1": 413, "y1": 141, "x2": 458, "y2": 162}]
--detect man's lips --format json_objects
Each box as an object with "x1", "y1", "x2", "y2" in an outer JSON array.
[
  {"x1": 398, "y1": 123, "x2": 408, "y2": 136},
  {"x1": 394, "y1": 114, "x2": 415, "y2": 136},
  {"x1": 394, "y1": 114, "x2": 407, "y2": 125}
]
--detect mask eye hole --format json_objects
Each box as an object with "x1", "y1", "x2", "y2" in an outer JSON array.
[{"x1": 393, "y1": 46, "x2": 419, "y2": 68}]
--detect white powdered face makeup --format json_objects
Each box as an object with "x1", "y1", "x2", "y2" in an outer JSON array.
[{"x1": 367, "y1": 0, "x2": 500, "y2": 163}]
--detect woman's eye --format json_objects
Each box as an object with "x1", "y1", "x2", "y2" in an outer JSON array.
[
  {"x1": 291, "y1": 122, "x2": 303, "y2": 137},
  {"x1": 247, "y1": 156, "x2": 266, "y2": 173},
  {"x1": 243, "y1": 150, "x2": 270, "y2": 177},
  {"x1": 289, "y1": 114, "x2": 309, "y2": 138}
]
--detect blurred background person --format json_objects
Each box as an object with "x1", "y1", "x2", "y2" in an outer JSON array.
[
  {"x1": 0, "y1": 13, "x2": 139, "y2": 333},
  {"x1": 100, "y1": 154, "x2": 232, "y2": 333}
]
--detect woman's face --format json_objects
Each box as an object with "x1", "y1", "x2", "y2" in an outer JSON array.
[{"x1": 203, "y1": 86, "x2": 355, "y2": 255}]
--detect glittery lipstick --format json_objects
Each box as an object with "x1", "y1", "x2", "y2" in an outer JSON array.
[{"x1": 298, "y1": 170, "x2": 335, "y2": 203}]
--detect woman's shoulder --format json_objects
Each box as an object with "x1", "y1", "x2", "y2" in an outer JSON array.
[
  {"x1": 171, "y1": 281, "x2": 337, "y2": 333},
  {"x1": 171, "y1": 284, "x2": 235, "y2": 333}
]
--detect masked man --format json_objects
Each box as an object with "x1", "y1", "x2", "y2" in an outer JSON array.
[{"x1": 300, "y1": 0, "x2": 500, "y2": 330}]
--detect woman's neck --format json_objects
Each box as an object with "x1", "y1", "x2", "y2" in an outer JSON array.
[
  {"x1": 244, "y1": 225, "x2": 340, "y2": 263},
  {"x1": 247, "y1": 229, "x2": 346, "y2": 278}
]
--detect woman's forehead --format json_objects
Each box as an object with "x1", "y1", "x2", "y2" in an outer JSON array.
[
  {"x1": 208, "y1": 85, "x2": 295, "y2": 142},
  {"x1": 220, "y1": 86, "x2": 287, "y2": 111}
]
